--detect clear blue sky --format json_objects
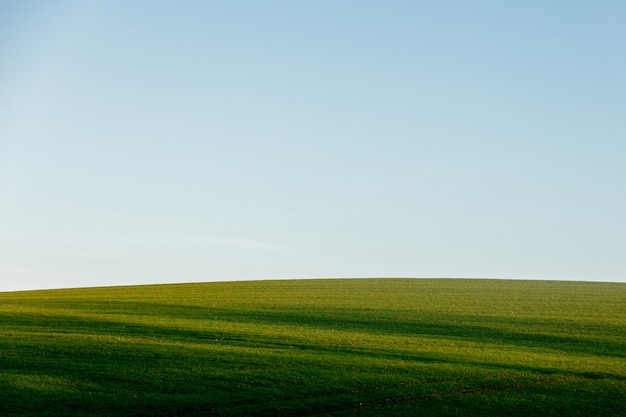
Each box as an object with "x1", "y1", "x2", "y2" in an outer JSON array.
[{"x1": 1, "y1": 1, "x2": 625, "y2": 291}]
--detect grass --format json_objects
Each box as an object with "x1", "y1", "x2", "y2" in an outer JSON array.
[{"x1": 1, "y1": 278, "x2": 625, "y2": 416}]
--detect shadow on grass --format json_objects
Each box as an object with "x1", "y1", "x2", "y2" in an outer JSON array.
[
  {"x1": 3, "y1": 299, "x2": 626, "y2": 417},
  {"x1": 2, "y1": 326, "x2": 626, "y2": 417},
  {"x1": 3, "y1": 298, "x2": 624, "y2": 359}
]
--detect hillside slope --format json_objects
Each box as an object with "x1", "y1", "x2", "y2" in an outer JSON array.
[{"x1": 1, "y1": 278, "x2": 625, "y2": 416}]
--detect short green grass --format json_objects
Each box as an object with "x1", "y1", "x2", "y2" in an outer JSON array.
[{"x1": 1, "y1": 278, "x2": 625, "y2": 416}]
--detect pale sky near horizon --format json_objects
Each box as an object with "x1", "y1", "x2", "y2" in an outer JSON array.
[{"x1": 1, "y1": 1, "x2": 625, "y2": 291}]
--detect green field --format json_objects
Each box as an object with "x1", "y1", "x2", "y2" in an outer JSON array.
[{"x1": 1, "y1": 278, "x2": 625, "y2": 416}]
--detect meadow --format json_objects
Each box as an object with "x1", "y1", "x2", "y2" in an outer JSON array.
[{"x1": 1, "y1": 278, "x2": 625, "y2": 416}]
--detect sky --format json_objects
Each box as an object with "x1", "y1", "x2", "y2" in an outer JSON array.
[{"x1": 1, "y1": 1, "x2": 625, "y2": 292}]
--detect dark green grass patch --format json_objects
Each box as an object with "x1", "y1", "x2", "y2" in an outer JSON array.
[{"x1": 1, "y1": 278, "x2": 625, "y2": 416}]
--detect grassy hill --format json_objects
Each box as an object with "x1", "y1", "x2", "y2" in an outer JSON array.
[{"x1": 1, "y1": 278, "x2": 625, "y2": 416}]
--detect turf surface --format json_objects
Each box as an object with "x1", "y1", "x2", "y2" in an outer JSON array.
[{"x1": 1, "y1": 278, "x2": 625, "y2": 416}]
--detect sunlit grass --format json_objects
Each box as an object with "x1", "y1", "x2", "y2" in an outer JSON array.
[{"x1": 1, "y1": 278, "x2": 625, "y2": 416}]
